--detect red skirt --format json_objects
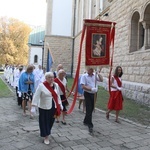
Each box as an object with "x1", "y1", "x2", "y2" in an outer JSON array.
[{"x1": 107, "y1": 91, "x2": 123, "y2": 110}]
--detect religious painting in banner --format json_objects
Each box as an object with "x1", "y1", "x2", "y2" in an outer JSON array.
[
  {"x1": 67, "y1": 19, "x2": 116, "y2": 114},
  {"x1": 84, "y1": 19, "x2": 116, "y2": 66}
]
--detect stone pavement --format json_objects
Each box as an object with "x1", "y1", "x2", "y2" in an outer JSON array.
[{"x1": 0, "y1": 78, "x2": 150, "y2": 150}]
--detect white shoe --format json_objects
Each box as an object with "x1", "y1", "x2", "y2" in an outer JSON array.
[{"x1": 44, "y1": 139, "x2": 49, "y2": 145}]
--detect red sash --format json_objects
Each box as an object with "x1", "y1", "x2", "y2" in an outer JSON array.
[
  {"x1": 113, "y1": 76, "x2": 123, "y2": 101},
  {"x1": 114, "y1": 76, "x2": 122, "y2": 87},
  {"x1": 43, "y1": 81, "x2": 61, "y2": 117},
  {"x1": 54, "y1": 78, "x2": 67, "y2": 101}
]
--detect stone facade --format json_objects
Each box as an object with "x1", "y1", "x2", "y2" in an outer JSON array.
[
  {"x1": 45, "y1": 0, "x2": 150, "y2": 105},
  {"x1": 44, "y1": 35, "x2": 72, "y2": 74},
  {"x1": 100, "y1": 0, "x2": 150, "y2": 104}
]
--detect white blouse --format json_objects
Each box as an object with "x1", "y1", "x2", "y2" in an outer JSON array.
[
  {"x1": 32, "y1": 82, "x2": 63, "y2": 110},
  {"x1": 57, "y1": 78, "x2": 67, "y2": 95},
  {"x1": 111, "y1": 76, "x2": 122, "y2": 91}
]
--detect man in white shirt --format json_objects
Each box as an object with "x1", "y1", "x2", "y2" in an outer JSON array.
[{"x1": 80, "y1": 67, "x2": 103, "y2": 133}]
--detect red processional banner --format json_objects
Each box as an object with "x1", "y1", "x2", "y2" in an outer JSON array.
[
  {"x1": 67, "y1": 19, "x2": 116, "y2": 114},
  {"x1": 84, "y1": 19, "x2": 116, "y2": 66}
]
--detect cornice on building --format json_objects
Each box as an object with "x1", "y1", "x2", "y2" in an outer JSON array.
[{"x1": 95, "y1": 6, "x2": 110, "y2": 20}]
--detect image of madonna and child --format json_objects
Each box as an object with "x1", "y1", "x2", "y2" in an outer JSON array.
[
  {"x1": 92, "y1": 35, "x2": 105, "y2": 57},
  {"x1": 106, "y1": 66, "x2": 124, "y2": 123}
]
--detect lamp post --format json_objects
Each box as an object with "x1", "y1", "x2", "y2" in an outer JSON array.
[
  {"x1": 27, "y1": 42, "x2": 31, "y2": 65},
  {"x1": 40, "y1": 40, "x2": 44, "y2": 68}
]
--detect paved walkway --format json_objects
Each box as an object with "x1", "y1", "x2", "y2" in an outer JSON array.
[{"x1": 0, "y1": 77, "x2": 150, "y2": 150}]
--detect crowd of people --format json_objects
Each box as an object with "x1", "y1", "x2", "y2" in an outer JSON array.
[
  {"x1": 3, "y1": 64, "x2": 124, "y2": 145},
  {"x1": 3, "y1": 64, "x2": 72, "y2": 144}
]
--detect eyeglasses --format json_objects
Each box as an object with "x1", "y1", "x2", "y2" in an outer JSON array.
[{"x1": 47, "y1": 76, "x2": 54, "y2": 78}]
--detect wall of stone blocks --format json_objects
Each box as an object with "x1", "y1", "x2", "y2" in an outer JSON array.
[
  {"x1": 73, "y1": 0, "x2": 150, "y2": 104},
  {"x1": 106, "y1": 0, "x2": 150, "y2": 84},
  {"x1": 44, "y1": 0, "x2": 150, "y2": 104},
  {"x1": 99, "y1": 78, "x2": 150, "y2": 105},
  {"x1": 44, "y1": 35, "x2": 73, "y2": 74}
]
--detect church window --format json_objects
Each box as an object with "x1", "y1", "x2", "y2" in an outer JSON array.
[
  {"x1": 130, "y1": 11, "x2": 140, "y2": 52},
  {"x1": 34, "y1": 55, "x2": 38, "y2": 63},
  {"x1": 130, "y1": 3, "x2": 150, "y2": 52}
]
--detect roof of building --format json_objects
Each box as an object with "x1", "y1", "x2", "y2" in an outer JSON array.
[{"x1": 28, "y1": 26, "x2": 45, "y2": 46}]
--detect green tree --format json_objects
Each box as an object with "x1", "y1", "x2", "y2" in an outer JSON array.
[{"x1": 0, "y1": 17, "x2": 32, "y2": 65}]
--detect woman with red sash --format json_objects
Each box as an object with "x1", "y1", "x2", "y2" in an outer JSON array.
[
  {"x1": 106, "y1": 66, "x2": 123, "y2": 123},
  {"x1": 31, "y1": 72, "x2": 63, "y2": 145},
  {"x1": 54, "y1": 69, "x2": 69, "y2": 125}
]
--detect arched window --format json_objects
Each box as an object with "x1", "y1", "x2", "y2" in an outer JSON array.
[
  {"x1": 130, "y1": 3, "x2": 150, "y2": 52},
  {"x1": 130, "y1": 12, "x2": 140, "y2": 52},
  {"x1": 34, "y1": 55, "x2": 38, "y2": 63}
]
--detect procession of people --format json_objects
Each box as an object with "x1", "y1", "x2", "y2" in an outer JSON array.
[{"x1": 3, "y1": 63, "x2": 124, "y2": 145}]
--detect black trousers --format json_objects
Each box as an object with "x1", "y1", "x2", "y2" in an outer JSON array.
[
  {"x1": 39, "y1": 101, "x2": 55, "y2": 137},
  {"x1": 16, "y1": 87, "x2": 22, "y2": 106},
  {"x1": 83, "y1": 91, "x2": 94, "y2": 128}
]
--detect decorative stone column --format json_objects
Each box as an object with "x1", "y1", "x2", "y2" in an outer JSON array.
[
  {"x1": 91, "y1": 0, "x2": 96, "y2": 19},
  {"x1": 95, "y1": 0, "x2": 100, "y2": 16},
  {"x1": 78, "y1": 0, "x2": 83, "y2": 31},
  {"x1": 83, "y1": 0, "x2": 89, "y2": 19},
  {"x1": 147, "y1": 23, "x2": 150, "y2": 49},
  {"x1": 142, "y1": 21, "x2": 149, "y2": 49},
  {"x1": 45, "y1": 0, "x2": 53, "y2": 35}
]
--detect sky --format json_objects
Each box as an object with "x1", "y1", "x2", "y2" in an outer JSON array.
[
  {"x1": 0, "y1": 0, "x2": 47, "y2": 26},
  {"x1": 52, "y1": 0, "x2": 72, "y2": 36},
  {"x1": 0, "y1": 0, "x2": 73, "y2": 36}
]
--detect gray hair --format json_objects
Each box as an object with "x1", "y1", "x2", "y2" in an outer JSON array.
[
  {"x1": 57, "y1": 69, "x2": 65, "y2": 76},
  {"x1": 45, "y1": 72, "x2": 54, "y2": 78},
  {"x1": 26, "y1": 65, "x2": 34, "y2": 72}
]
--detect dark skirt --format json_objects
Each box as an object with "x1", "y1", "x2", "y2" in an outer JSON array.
[
  {"x1": 60, "y1": 95, "x2": 69, "y2": 112},
  {"x1": 39, "y1": 101, "x2": 55, "y2": 137},
  {"x1": 16, "y1": 87, "x2": 22, "y2": 106}
]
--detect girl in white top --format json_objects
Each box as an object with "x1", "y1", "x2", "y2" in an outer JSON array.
[{"x1": 106, "y1": 66, "x2": 124, "y2": 123}]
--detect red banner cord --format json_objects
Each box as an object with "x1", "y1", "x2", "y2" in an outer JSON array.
[
  {"x1": 67, "y1": 24, "x2": 86, "y2": 114},
  {"x1": 66, "y1": 21, "x2": 116, "y2": 114},
  {"x1": 108, "y1": 23, "x2": 115, "y2": 95}
]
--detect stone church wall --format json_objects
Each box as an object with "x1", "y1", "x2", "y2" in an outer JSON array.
[
  {"x1": 73, "y1": 0, "x2": 150, "y2": 105},
  {"x1": 44, "y1": 0, "x2": 150, "y2": 105},
  {"x1": 44, "y1": 35, "x2": 72, "y2": 74}
]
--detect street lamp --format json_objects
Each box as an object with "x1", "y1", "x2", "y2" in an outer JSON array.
[{"x1": 39, "y1": 40, "x2": 44, "y2": 68}]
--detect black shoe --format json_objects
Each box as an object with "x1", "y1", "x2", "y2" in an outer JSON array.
[
  {"x1": 83, "y1": 122, "x2": 88, "y2": 126},
  {"x1": 89, "y1": 127, "x2": 93, "y2": 133},
  {"x1": 61, "y1": 121, "x2": 67, "y2": 125}
]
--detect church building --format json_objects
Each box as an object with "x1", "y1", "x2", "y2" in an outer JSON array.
[{"x1": 43, "y1": 0, "x2": 150, "y2": 105}]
